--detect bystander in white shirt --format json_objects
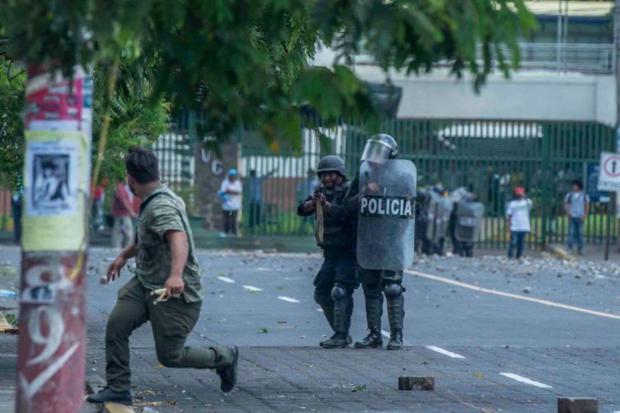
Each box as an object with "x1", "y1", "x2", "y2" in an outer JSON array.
[
  {"x1": 219, "y1": 177, "x2": 242, "y2": 211},
  {"x1": 506, "y1": 198, "x2": 533, "y2": 232}
]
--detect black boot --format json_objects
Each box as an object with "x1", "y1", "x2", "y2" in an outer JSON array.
[
  {"x1": 215, "y1": 345, "x2": 239, "y2": 393},
  {"x1": 386, "y1": 329, "x2": 403, "y2": 350},
  {"x1": 321, "y1": 284, "x2": 352, "y2": 349},
  {"x1": 354, "y1": 293, "x2": 383, "y2": 349},
  {"x1": 385, "y1": 283, "x2": 405, "y2": 350},
  {"x1": 320, "y1": 333, "x2": 350, "y2": 348},
  {"x1": 354, "y1": 329, "x2": 383, "y2": 349},
  {"x1": 86, "y1": 387, "x2": 132, "y2": 405}
]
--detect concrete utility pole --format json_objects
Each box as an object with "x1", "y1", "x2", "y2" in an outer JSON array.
[
  {"x1": 614, "y1": 0, "x2": 620, "y2": 257},
  {"x1": 616, "y1": 0, "x2": 620, "y2": 133},
  {"x1": 15, "y1": 65, "x2": 92, "y2": 412}
]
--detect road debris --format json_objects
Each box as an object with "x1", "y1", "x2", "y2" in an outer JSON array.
[{"x1": 398, "y1": 377, "x2": 434, "y2": 391}]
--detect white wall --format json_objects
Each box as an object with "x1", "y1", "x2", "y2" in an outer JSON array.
[
  {"x1": 311, "y1": 46, "x2": 617, "y2": 125},
  {"x1": 354, "y1": 66, "x2": 616, "y2": 125}
]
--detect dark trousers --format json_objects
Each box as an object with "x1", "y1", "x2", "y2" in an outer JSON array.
[
  {"x1": 223, "y1": 210, "x2": 238, "y2": 234},
  {"x1": 508, "y1": 231, "x2": 528, "y2": 259},
  {"x1": 12, "y1": 207, "x2": 21, "y2": 244},
  {"x1": 567, "y1": 217, "x2": 584, "y2": 251},
  {"x1": 313, "y1": 255, "x2": 358, "y2": 334},
  {"x1": 105, "y1": 277, "x2": 231, "y2": 392},
  {"x1": 359, "y1": 269, "x2": 405, "y2": 332},
  {"x1": 248, "y1": 201, "x2": 261, "y2": 229},
  {"x1": 359, "y1": 269, "x2": 403, "y2": 296},
  {"x1": 314, "y1": 255, "x2": 359, "y2": 294}
]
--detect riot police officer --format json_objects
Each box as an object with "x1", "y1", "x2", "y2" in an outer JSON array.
[
  {"x1": 415, "y1": 188, "x2": 432, "y2": 255},
  {"x1": 351, "y1": 134, "x2": 416, "y2": 350},
  {"x1": 427, "y1": 184, "x2": 453, "y2": 256},
  {"x1": 452, "y1": 189, "x2": 484, "y2": 257},
  {"x1": 297, "y1": 155, "x2": 358, "y2": 348}
]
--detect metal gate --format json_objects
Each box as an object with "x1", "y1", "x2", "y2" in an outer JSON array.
[{"x1": 238, "y1": 117, "x2": 616, "y2": 249}]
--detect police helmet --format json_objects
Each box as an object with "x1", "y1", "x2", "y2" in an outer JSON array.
[
  {"x1": 316, "y1": 155, "x2": 346, "y2": 178},
  {"x1": 432, "y1": 184, "x2": 445, "y2": 194},
  {"x1": 361, "y1": 134, "x2": 398, "y2": 164}
]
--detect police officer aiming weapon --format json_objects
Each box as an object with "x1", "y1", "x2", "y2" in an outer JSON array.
[{"x1": 297, "y1": 155, "x2": 359, "y2": 349}]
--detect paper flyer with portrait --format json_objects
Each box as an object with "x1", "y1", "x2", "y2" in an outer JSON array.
[{"x1": 22, "y1": 130, "x2": 89, "y2": 251}]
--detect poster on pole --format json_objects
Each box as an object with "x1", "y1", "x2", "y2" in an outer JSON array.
[
  {"x1": 22, "y1": 130, "x2": 89, "y2": 251},
  {"x1": 597, "y1": 152, "x2": 620, "y2": 192}
]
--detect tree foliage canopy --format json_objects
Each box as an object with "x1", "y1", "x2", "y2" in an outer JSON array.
[{"x1": 0, "y1": 0, "x2": 535, "y2": 186}]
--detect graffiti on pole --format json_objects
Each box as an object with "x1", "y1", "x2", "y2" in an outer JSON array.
[{"x1": 16, "y1": 65, "x2": 92, "y2": 413}]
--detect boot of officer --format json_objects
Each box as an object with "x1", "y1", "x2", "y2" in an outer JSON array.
[
  {"x1": 354, "y1": 269, "x2": 383, "y2": 349},
  {"x1": 353, "y1": 133, "x2": 411, "y2": 350},
  {"x1": 383, "y1": 274, "x2": 405, "y2": 350},
  {"x1": 297, "y1": 155, "x2": 358, "y2": 349}
]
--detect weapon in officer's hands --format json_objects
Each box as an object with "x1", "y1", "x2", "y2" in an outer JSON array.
[{"x1": 313, "y1": 189, "x2": 324, "y2": 245}]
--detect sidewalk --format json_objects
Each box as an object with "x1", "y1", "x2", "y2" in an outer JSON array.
[{"x1": 0, "y1": 334, "x2": 564, "y2": 413}]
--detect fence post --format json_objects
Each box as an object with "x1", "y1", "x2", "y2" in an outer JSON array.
[{"x1": 540, "y1": 128, "x2": 552, "y2": 249}]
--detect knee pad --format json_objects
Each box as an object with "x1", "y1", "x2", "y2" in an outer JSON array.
[
  {"x1": 330, "y1": 284, "x2": 348, "y2": 301},
  {"x1": 383, "y1": 283, "x2": 404, "y2": 298}
]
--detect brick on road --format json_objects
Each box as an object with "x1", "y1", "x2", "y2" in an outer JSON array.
[{"x1": 558, "y1": 397, "x2": 599, "y2": 413}]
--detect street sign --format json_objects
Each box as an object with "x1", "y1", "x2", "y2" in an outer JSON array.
[
  {"x1": 585, "y1": 163, "x2": 609, "y2": 203},
  {"x1": 597, "y1": 152, "x2": 620, "y2": 192}
]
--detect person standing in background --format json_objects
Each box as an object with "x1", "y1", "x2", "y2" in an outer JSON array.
[
  {"x1": 92, "y1": 177, "x2": 110, "y2": 232},
  {"x1": 506, "y1": 186, "x2": 532, "y2": 259},
  {"x1": 564, "y1": 179, "x2": 589, "y2": 255},
  {"x1": 219, "y1": 168, "x2": 242, "y2": 236},
  {"x1": 247, "y1": 168, "x2": 277, "y2": 231},
  {"x1": 112, "y1": 178, "x2": 137, "y2": 249},
  {"x1": 11, "y1": 185, "x2": 23, "y2": 245}
]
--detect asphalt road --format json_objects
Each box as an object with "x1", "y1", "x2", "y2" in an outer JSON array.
[{"x1": 2, "y1": 246, "x2": 620, "y2": 412}]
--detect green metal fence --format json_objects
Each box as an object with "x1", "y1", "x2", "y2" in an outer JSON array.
[
  {"x1": 238, "y1": 118, "x2": 617, "y2": 249},
  {"x1": 3, "y1": 116, "x2": 613, "y2": 250}
]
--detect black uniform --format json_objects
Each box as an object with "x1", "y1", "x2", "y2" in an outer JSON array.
[
  {"x1": 297, "y1": 180, "x2": 359, "y2": 347},
  {"x1": 415, "y1": 189, "x2": 432, "y2": 255}
]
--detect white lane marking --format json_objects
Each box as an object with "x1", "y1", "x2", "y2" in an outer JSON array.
[
  {"x1": 217, "y1": 276, "x2": 236, "y2": 284},
  {"x1": 425, "y1": 345, "x2": 466, "y2": 359},
  {"x1": 243, "y1": 285, "x2": 263, "y2": 292},
  {"x1": 406, "y1": 269, "x2": 620, "y2": 321},
  {"x1": 500, "y1": 372, "x2": 552, "y2": 389},
  {"x1": 278, "y1": 296, "x2": 300, "y2": 303}
]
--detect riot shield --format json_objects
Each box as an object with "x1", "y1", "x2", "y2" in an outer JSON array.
[
  {"x1": 455, "y1": 202, "x2": 484, "y2": 243},
  {"x1": 357, "y1": 159, "x2": 417, "y2": 271},
  {"x1": 426, "y1": 192, "x2": 452, "y2": 243}
]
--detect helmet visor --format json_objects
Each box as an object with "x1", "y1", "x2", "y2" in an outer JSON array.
[{"x1": 361, "y1": 140, "x2": 392, "y2": 164}]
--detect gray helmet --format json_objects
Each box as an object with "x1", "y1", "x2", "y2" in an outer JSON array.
[
  {"x1": 316, "y1": 155, "x2": 346, "y2": 178},
  {"x1": 361, "y1": 134, "x2": 398, "y2": 164}
]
